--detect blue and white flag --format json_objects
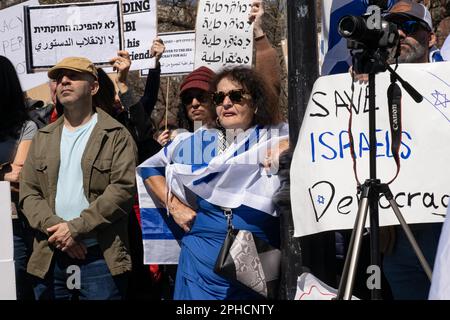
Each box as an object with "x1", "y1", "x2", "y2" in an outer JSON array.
[
  {"x1": 136, "y1": 124, "x2": 289, "y2": 264},
  {"x1": 321, "y1": 0, "x2": 397, "y2": 75}
]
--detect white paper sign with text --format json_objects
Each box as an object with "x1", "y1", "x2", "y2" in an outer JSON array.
[
  {"x1": 0, "y1": 0, "x2": 47, "y2": 91},
  {"x1": 291, "y1": 62, "x2": 450, "y2": 237},
  {"x1": 122, "y1": 0, "x2": 156, "y2": 70},
  {"x1": 141, "y1": 31, "x2": 195, "y2": 77},
  {"x1": 24, "y1": 1, "x2": 123, "y2": 71},
  {"x1": 97, "y1": 0, "x2": 157, "y2": 70},
  {"x1": 194, "y1": 0, "x2": 253, "y2": 72}
]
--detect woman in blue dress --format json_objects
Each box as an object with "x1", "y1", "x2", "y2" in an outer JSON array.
[{"x1": 142, "y1": 66, "x2": 288, "y2": 299}]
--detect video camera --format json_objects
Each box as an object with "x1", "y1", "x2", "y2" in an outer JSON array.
[{"x1": 337, "y1": 3, "x2": 399, "y2": 74}]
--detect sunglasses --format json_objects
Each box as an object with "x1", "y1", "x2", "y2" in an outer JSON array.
[
  {"x1": 212, "y1": 89, "x2": 251, "y2": 106},
  {"x1": 393, "y1": 20, "x2": 431, "y2": 35},
  {"x1": 181, "y1": 91, "x2": 210, "y2": 105}
]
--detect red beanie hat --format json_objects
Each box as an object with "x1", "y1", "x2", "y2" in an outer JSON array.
[{"x1": 179, "y1": 66, "x2": 215, "y2": 94}]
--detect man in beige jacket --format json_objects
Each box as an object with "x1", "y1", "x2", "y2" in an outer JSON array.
[{"x1": 19, "y1": 57, "x2": 137, "y2": 300}]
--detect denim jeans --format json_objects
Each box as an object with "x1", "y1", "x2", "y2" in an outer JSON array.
[
  {"x1": 33, "y1": 245, "x2": 128, "y2": 300},
  {"x1": 383, "y1": 223, "x2": 442, "y2": 300}
]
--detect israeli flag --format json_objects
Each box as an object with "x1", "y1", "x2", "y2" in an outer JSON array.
[
  {"x1": 136, "y1": 124, "x2": 288, "y2": 264},
  {"x1": 321, "y1": 0, "x2": 397, "y2": 75}
]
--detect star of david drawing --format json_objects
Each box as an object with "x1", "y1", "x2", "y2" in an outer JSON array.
[
  {"x1": 317, "y1": 195, "x2": 325, "y2": 205},
  {"x1": 431, "y1": 90, "x2": 450, "y2": 108}
]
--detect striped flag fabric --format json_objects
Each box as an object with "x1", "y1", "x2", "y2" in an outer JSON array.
[{"x1": 136, "y1": 124, "x2": 288, "y2": 264}]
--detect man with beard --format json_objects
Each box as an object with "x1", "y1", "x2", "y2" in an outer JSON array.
[
  {"x1": 381, "y1": 1, "x2": 443, "y2": 300},
  {"x1": 345, "y1": 1, "x2": 443, "y2": 300}
]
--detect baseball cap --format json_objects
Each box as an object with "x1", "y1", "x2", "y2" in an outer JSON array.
[
  {"x1": 385, "y1": 0, "x2": 433, "y2": 31},
  {"x1": 48, "y1": 57, "x2": 98, "y2": 80},
  {"x1": 179, "y1": 66, "x2": 215, "y2": 95}
]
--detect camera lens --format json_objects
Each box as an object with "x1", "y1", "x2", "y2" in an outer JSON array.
[{"x1": 338, "y1": 15, "x2": 367, "y2": 39}]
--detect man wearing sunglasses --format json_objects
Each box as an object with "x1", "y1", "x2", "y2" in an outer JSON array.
[
  {"x1": 375, "y1": 1, "x2": 444, "y2": 300},
  {"x1": 385, "y1": 0, "x2": 441, "y2": 63}
]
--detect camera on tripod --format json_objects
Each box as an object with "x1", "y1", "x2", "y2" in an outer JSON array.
[{"x1": 337, "y1": 5, "x2": 399, "y2": 74}]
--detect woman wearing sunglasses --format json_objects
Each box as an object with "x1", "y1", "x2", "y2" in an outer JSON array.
[{"x1": 139, "y1": 66, "x2": 288, "y2": 299}]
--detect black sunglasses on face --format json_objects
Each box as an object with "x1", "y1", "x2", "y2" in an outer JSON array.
[
  {"x1": 393, "y1": 20, "x2": 430, "y2": 35},
  {"x1": 181, "y1": 91, "x2": 210, "y2": 105},
  {"x1": 212, "y1": 89, "x2": 251, "y2": 106}
]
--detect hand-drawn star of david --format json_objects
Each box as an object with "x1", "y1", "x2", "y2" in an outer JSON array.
[{"x1": 431, "y1": 90, "x2": 450, "y2": 108}]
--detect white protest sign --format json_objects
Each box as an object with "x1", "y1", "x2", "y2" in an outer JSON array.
[
  {"x1": 291, "y1": 62, "x2": 450, "y2": 237},
  {"x1": 0, "y1": 0, "x2": 48, "y2": 91},
  {"x1": 24, "y1": 1, "x2": 123, "y2": 71},
  {"x1": 295, "y1": 273, "x2": 359, "y2": 300},
  {"x1": 0, "y1": 182, "x2": 16, "y2": 300},
  {"x1": 96, "y1": 0, "x2": 157, "y2": 72},
  {"x1": 141, "y1": 31, "x2": 195, "y2": 77},
  {"x1": 123, "y1": 0, "x2": 156, "y2": 70},
  {"x1": 194, "y1": 0, "x2": 253, "y2": 72}
]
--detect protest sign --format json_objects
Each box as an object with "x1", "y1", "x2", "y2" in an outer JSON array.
[
  {"x1": 96, "y1": 0, "x2": 157, "y2": 72},
  {"x1": 122, "y1": 0, "x2": 157, "y2": 70},
  {"x1": 194, "y1": 0, "x2": 253, "y2": 72},
  {"x1": 24, "y1": 1, "x2": 123, "y2": 71},
  {"x1": 0, "y1": 182, "x2": 16, "y2": 300},
  {"x1": 0, "y1": 0, "x2": 47, "y2": 91},
  {"x1": 141, "y1": 31, "x2": 195, "y2": 77},
  {"x1": 295, "y1": 273, "x2": 359, "y2": 300},
  {"x1": 291, "y1": 62, "x2": 450, "y2": 237}
]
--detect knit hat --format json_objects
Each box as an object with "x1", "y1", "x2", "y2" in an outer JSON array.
[
  {"x1": 48, "y1": 57, "x2": 98, "y2": 80},
  {"x1": 385, "y1": 0, "x2": 433, "y2": 31},
  {"x1": 179, "y1": 66, "x2": 215, "y2": 94}
]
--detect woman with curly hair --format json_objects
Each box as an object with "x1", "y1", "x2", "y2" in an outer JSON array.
[{"x1": 141, "y1": 66, "x2": 288, "y2": 299}]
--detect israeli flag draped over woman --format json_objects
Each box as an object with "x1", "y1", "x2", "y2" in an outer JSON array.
[
  {"x1": 136, "y1": 123, "x2": 288, "y2": 265},
  {"x1": 137, "y1": 66, "x2": 288, "y2": 299}
]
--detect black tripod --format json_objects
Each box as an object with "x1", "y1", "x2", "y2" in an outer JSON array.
[{"x1": 335, "y1": 69, "x2": 432, "y2": 300}]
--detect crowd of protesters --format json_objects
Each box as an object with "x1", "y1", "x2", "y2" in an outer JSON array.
[{"x1": 1, "y1": 0, "x2": 450, "y2": 300}]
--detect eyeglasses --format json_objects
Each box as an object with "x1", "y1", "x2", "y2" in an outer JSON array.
[
  {"x1": 393, "y1": 20, "x2": 431, "y2": 35},
  {"x1": 181, "y1": 91, "x2": 210, "y2": 105},
  {"x1": 212, "y1": 89, "x2": 251, "y2": 106}
]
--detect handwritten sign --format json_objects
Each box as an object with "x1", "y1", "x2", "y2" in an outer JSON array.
[
  {"x1": 295, "y1": 273, "x2": 359, "y2": 300},
  {"x1": 0, "y1": 0, "x2": 47, "y2": 91},
  {"x1": 141, "y1": 31, "x2": 195, "y2": 77},
  {"x1": 0, "y1": 182, "x2": 16, "y2": 300},
  {"x1": 24, "y1": 1, "x2": 123, "y2": 71},
  {"x1": 194, "y1": 0, "x2": 253, "y2": 72},
  {"x1": 291, "y1": 62, "x2": 450, "y2": 237}
]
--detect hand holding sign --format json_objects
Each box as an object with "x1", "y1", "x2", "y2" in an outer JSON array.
[
  {"x1": 150, "y1": 37, "x2": 166, "y2": 65},
  {"x1": 109, "y1": 50, "x2": 131, "y2": 94},
  {"x1": 249, "y1": 0, "x2": 264, "y2": 38}
]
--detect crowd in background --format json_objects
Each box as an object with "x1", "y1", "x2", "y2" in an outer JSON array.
[{"x1": 1, "y1": 0, "x2": 450, "y2": 300}]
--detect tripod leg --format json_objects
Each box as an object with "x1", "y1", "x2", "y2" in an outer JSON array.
[
  {"x1": 386, "y1": 198, "x2": 433, "y2": 281},
  {"x1": 336, "y1": 186, "x2": 370, "y2": 300}
]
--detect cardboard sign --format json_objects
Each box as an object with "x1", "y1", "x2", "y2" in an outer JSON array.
[
  {"x1": 141, "y1": 31, "x2": 195, "y2": 77},
  {"x1": 291, "y1": 62, "x2": 450, "y2": 237},
  {"x1": 0, "y1": 0, "x2": 48, "y2": 90},
  {"x1": 194, "y1": 0, "x2": 253, "y2": 72},
  {"x1": 24, "y1": 1, "x2": 123, "y2": 71}
]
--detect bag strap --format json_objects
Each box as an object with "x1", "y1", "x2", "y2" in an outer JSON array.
[{"x1": 221, "y1": 207, "x2": 234, "y2": 231}]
